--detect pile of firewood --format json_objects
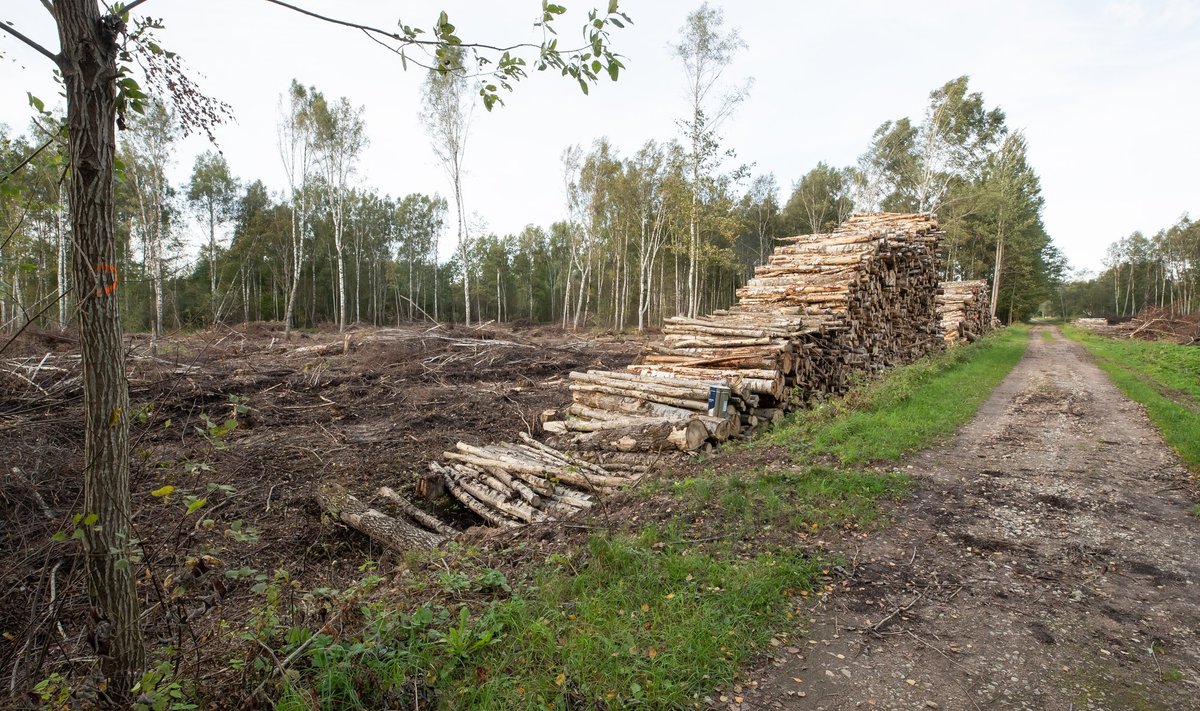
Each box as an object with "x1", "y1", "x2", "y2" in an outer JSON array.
[
  {"x1": 938, "y1": 280, "x2": 993, "y2": 344},
  {"x1": 324, "y1": 213, "x2": 949, "y2": 548},
  {"x1": 542, "y1": 212, "x2": 944, "y2": 451},
  {"x1": 733, "y1": 212, "x2": 943, "y2": 395},
  {"x1": 320, "y1": 433, "x2": 627, "y2": 547}
]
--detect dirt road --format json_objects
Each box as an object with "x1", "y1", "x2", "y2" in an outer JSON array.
[{"x1": 741, "y1": 327, "x2": 1200, "y2": 709}]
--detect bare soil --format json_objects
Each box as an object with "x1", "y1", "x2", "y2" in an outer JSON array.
[
  {"x1": 0, "y1": 322, "x2": 642, "y2": 701},
  {"x1": 732, "y1": 326, "x2": 1200, "y2": 709}
]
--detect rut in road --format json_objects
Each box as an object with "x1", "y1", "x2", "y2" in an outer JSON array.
[{"x1": 738, "y1": 326, "x2": 1199, "y2": 710}]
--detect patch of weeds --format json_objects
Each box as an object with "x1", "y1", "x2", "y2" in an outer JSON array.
[
  {"x1": 765, "y1": 325, "x2": 1029, "y2": 464},
  {"x1": 1189, "y1": 504, "x2": 1200, "y2": 518},
  {"x1": 1041, "y1": 329, "x2": 1055, "y2": 342},
  {"x1": 449, "y1": 533, "x2": 824, "y2": 708},
  {"x1": 264, "y1": 534, "x2": 823, "y2": 710}
]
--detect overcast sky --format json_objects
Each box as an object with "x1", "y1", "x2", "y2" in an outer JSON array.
[{"x1": 2, "y1": 1, "x2": 1198, "y2": 274}]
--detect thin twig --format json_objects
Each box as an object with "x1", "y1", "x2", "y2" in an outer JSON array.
[{"x1": 855, "y1": 588, "x2": 926, "y2": 634}]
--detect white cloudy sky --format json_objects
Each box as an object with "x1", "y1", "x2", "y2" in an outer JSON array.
[{"x1": 2, "y1": 0, "x2": 1198, "y2": 273}]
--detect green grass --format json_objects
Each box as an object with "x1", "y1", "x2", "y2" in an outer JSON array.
[
  {"x1": 1041, "y1": 329, "x2": 1055, "y2": 343},
  {"x1": 764, "y1": 325, "x2": 1030, "y2": 464},
  {"x1": 1190, "y1": 505, "x2": 1200, "y2": 518},
  {"x1": 670, "y1": 464, "x2": 911, "y2": 533},
  {"x1": 1062, "y1": 325, "x2": 1200, "y2": 470},
  {"x1": 270, "y1": 534, "x2": 826, "y2": 710}
]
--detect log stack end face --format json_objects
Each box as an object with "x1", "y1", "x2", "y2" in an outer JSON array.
[{"x1": 938, "y1": 280, "x2": 994, "y2": 345}]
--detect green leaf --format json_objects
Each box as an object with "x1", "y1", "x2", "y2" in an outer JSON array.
[
  {"x1": 151, "y1": 485, "x2": 176, "y2": 498},
  {"x1": 82, "y1": 513, "x2": 99, "y2": 526},
  {"x1": 608, "y1": 0, "x2": 619, "y2": 13},
  {"x1": 186, "y1": 498, "x2": 207, "y2": 515},
  {"x1": 51, "y1": 531, "x2": 68, "y2": 543},
  {"x1": 114, "y1": 559, "x2": 130, "y2": 571},
  {"x1": 26, "y1": 92, "x2": 45, "y2": 113}
]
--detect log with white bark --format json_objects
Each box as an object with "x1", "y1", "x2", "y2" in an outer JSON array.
[
  {"x1": 434, "y1": 462, "x2": 520, "y2": 528},
  {"x1": 567, "y1": 418, "x2": 708, "y2": 453},
  {"x1": 376, "y1": 486, "x2": 459, "y2": 537}
]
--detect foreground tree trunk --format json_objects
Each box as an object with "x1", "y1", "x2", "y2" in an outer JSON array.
[{"x1": 53, "y1": 0, "x2": 144, "y2": 697}]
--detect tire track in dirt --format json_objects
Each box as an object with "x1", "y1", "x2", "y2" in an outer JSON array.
[{"x1": 736, "y1": 326, "x2": 1199, "y2": 710}]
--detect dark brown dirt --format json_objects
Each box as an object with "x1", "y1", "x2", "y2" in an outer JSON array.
[
  {"x1": 0, "y1": 322, "x2": 641, "y2": 702},
  {"x1": 730, "y1": 326, "x2": 1200, "y2": 709}
]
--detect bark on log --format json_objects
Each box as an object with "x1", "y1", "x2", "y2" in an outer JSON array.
[
  {"x1": 318, "y1": 483, "x2": 445, "y2": 550},
  {"x1": 435, "y1": 463, "x2": 520, "y2": 528},
  {"x1": 570, "y1": 419, "x2": 707, "y2": 453},
  {"x1": 376, "y1": 486, "x2": 459, "y2": 537}
]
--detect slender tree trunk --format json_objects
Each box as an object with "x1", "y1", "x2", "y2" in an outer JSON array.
[
  {"x1": 430, "y1": 230, "x2": 439, "y2": 322},
  {"x1": 407, "y1": 247, "x2": 415, "y2": 321},
  {"x1": 54, "y1": 0, "x2": 144, "y2": 697},
  {"x1": 12, "y1": 270, "x2": 26, "y2": 328},
  {"x1": 561, "y1": 249, "x2": 572, "y2": 329},
  {"x1": 1113, "y1": 263, "x2": 1120, "y2": 315},
  {"x1": 284, "y1": 191, "x2": 305, "y2": 339},
  {"x1": 208, "y1": 202, "x2": 218, "y2": 325},
  {"x1": 453, "y1": 178, "x2": 470, "y2": 326},
  {"x1": 334, "y1": 213, "x2": 346, "y2": 332},
  {"x1": 242, "y1": 267, "x2": 250, "y2": 323},
  {"x1": 990, "y1": 227, "x2": 1004, "y2": 320},
  {"x1": 353, "y1": 234, "x2": 361, "y2": 325},
  {"x1": 151, "y1": 227, "x2": 164, "y2": 346}
]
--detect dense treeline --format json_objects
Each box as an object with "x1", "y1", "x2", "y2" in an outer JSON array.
[
  {"x1": 1058, "y1": 215, "x2": 1199, "y2": 318},
  {"x1": 1, "y1": 75, "x2": 1067, "y2": 335}
]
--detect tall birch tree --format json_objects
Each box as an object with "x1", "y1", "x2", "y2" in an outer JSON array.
[
  {"x1": 421, "y1": 48, "x2": 474, "y2": 325},
  {"x1": 672, "y1": 2, "x2": 750, "y2": 317}
]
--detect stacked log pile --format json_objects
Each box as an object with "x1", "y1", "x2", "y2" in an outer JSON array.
[
  {"x1": 938, "y1": 280, "x2": 993, "y2": 344},
  {"x1": 546, "y1": 212, "x2": 943, "y2": 449},
  {"x1": 334, "y1": 213, "x2": 945, "y2": 547},
  {"x1": 428, "y1": 433, "x2": 638, "y2": 527}
]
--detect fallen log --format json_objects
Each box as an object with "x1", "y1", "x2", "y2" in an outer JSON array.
[
  {"x1": 568, "y1": 419, "x2": 707, "y2": 453},
  {"x1": 318, "y1": 483, "x2": 446, "y2": 550},
  {"x1": 435, "y1": 463, "x2": 520, "y2": 528},
  {"x1": 376, "y1": 486, "x2": 459, "y2": 537}
]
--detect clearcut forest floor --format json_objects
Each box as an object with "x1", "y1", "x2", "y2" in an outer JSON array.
[
  {"x1": 0, "y1": 321, "x2": 643, "y2": 695},
  {"x1": 737, "y1": 326, "x2": 1200, "y2": 710}
]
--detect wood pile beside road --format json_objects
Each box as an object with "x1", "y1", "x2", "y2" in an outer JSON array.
[
  {"x1": 938, "y1": 280, "x2": 993, "y2": 344},
  {"x1": 548, "y1": 211, "x2": 944, "y2": 449},
  {"x1": 331, "y1": 213, "x2": 948, "y2": 547}
]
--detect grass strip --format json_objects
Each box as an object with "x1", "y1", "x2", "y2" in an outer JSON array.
[
  {"x1": 1062, "y1": 325, "x2": 1200, "y2": 469},
  {"x1": 764, "y1": 325, "x2": 1030, "y2": 464},
  {"x1": 272, "y1": 535, "x2": 826, "y2": 710}
]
